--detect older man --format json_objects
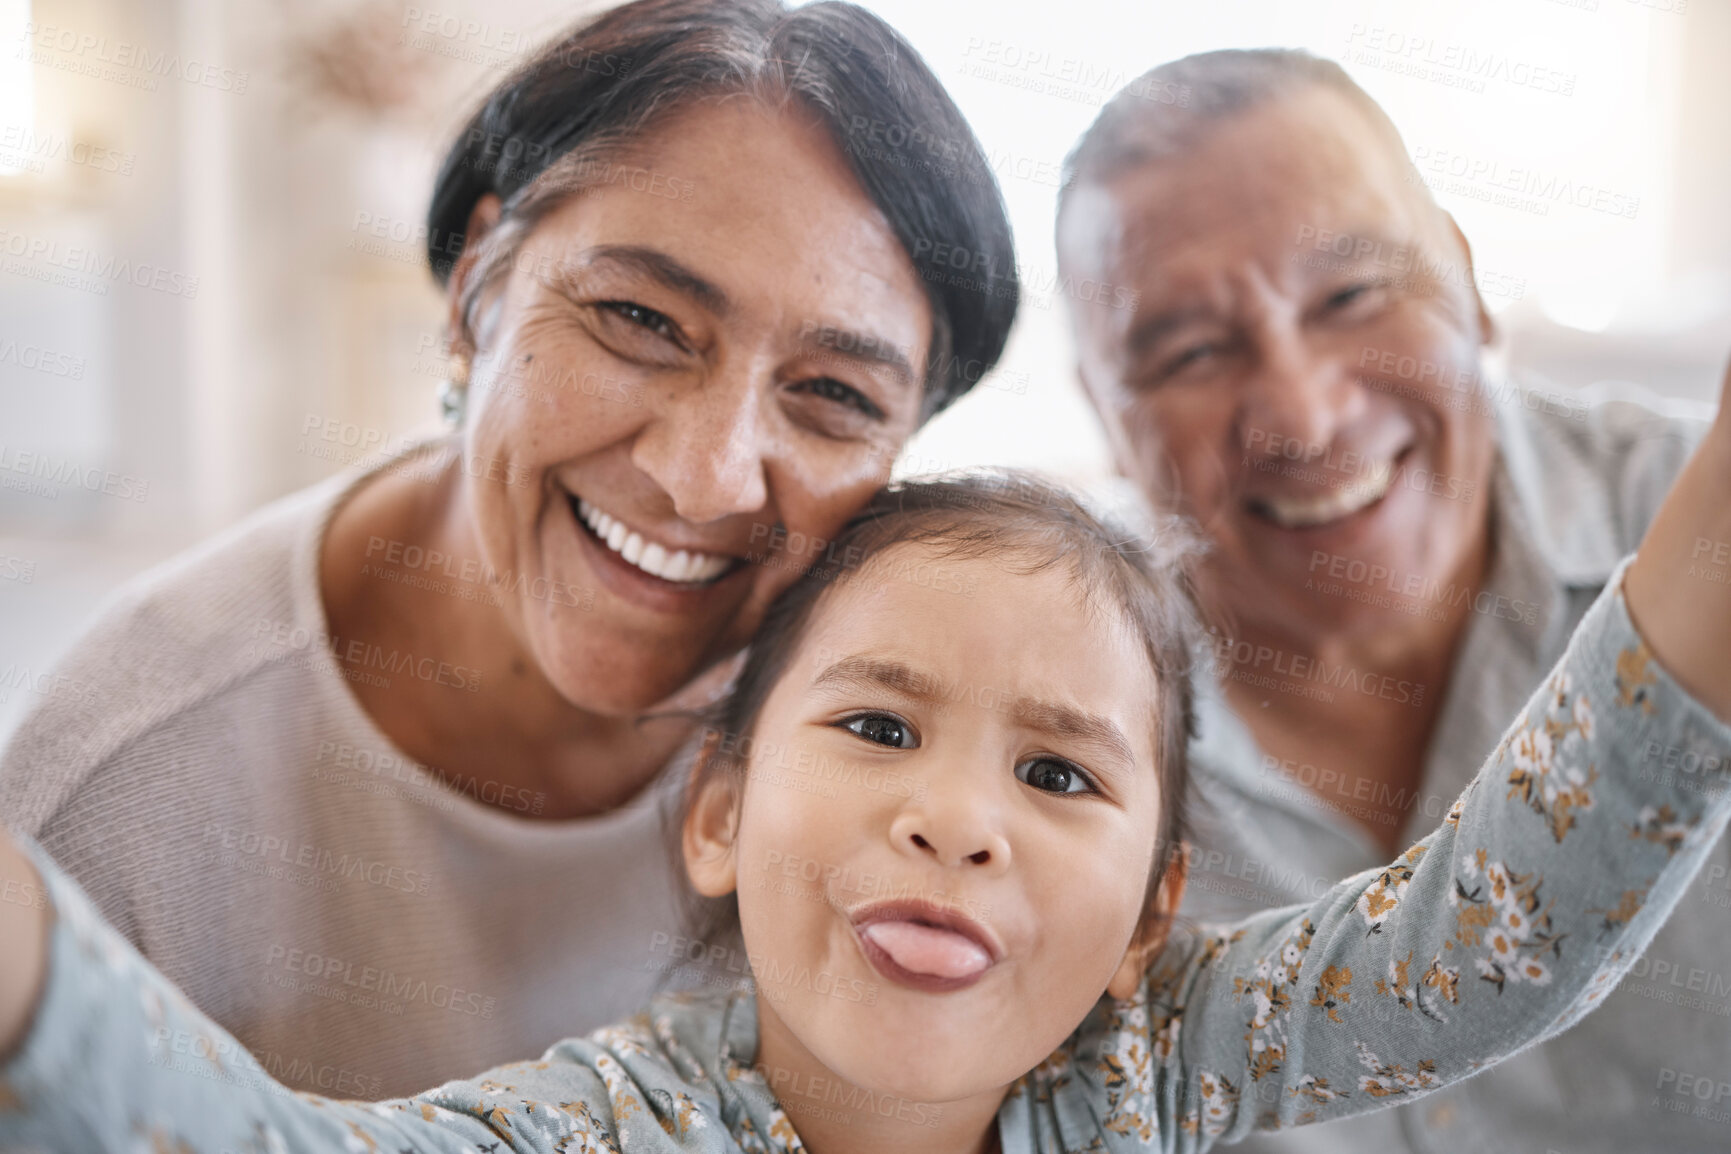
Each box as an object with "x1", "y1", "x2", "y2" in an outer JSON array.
[{"x1": 1058, "y1": 50, "x2": 1726, "y2": 1154}]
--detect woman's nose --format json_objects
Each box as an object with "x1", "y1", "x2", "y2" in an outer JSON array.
[
  {"x1": 631, "y1": 363, "x2": 772, "y2": 523},
  {"x1": 888, "y1": 803, "x2": 1012, "y2": 876}
]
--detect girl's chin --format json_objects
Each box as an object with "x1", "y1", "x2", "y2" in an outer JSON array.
[{"x1": 800, "y1": 1025, "x2": 1020, "y2": 1106}]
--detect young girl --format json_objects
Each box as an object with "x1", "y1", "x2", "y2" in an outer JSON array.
[{"x1": 2, "y1": 466, "x2": 1730, "y2": 1154}]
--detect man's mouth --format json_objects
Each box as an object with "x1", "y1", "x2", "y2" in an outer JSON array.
[
  {"x1": 572, "y1": 496, "x2": 737, "y2": 585},
  {"x1": 850, "y1": 901, "x2": 1000, "y2": 993},
  {"x1": 1247, "y1": 456, "x2": 1398, "y2": 530}
]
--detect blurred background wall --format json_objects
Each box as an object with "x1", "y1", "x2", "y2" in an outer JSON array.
[{"x1": 1, "y1": 0, "x2": 1727, "y2": 742}]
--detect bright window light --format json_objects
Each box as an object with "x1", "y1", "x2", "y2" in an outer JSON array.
[{"x1": 0, "y1": 0, "x2": 33, "y2": 178}]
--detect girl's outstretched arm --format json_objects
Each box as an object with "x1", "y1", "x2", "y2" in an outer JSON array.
[
  {"x1": 1083, "y1": 363, "x2": 1731, "y2": 1152},
  {"x1": 0, "y1": 834, "x2": 718, "y2": 1152}
]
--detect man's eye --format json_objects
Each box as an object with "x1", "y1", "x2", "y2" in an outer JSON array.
[
  {"x1": 599, "y1": 300, "x2": 680, "y2": 341},
  {"x1": 842, "y1": 713, "x2": 916, "y2": 749},
  {"x1": 1324, "y1": 282, "x2": 1381, "y2": 312},
  {"x1": 1014, "y1": 756, "x2": 1096, "y2": 795},
  {"x1": 791, "y1": 377, "x2": 885, "y2": 421},
  {"x1": 1163, "y1": 343, "x2": 1217, "y2": 377}
]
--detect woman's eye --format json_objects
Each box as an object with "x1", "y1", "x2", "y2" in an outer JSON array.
[
  {"x1": 1015, "y1": 756, "x2": 1095, "y2": 796},
  {"x1": 599, "y1": 300, "x2": 680, "y2": 342},
  {"x1": 842, "y1": 713, "x2": 916, "y2": 749},
  {"x1": 791, "y1": 376, "x2": 885, "y2": 421}
]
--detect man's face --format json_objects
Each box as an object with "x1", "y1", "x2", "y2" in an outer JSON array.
[{"x1": 1060, "y1": 86, "x2": 1498, "y2": 642}]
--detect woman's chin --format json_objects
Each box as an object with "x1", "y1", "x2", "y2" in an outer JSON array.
[{"x1": 538, "y1": 640, "x2": 714, "y2": 717}]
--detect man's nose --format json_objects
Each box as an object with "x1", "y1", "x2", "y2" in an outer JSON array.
[
  {"x1": 630, "y1": 360, "x2": 772, "y2": 523},
  {"x1": 887, "y1": 782, "x2": 1012, "y2": 876},
  {"x1": 1237, "y1": 328, "x2": 1355, "y2": 459}
]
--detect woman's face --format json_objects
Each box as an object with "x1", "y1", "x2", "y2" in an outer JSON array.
[
  {"x1": 687, "y1": 544, "x2": 1174, "y2": 1106},
  {"x1": 457, "y1": 100, "x2": 932, "y2": 713}
]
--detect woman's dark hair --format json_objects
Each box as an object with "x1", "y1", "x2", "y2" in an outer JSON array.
[
  {"x1": 427, "y1": 0, "x2": 1018, "y2": 417},
  {"x1": 672, "y1": 470, "x2": 1203, "y2": 974}
]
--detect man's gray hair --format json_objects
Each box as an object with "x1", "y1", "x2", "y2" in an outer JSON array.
[{"x1": 1059, "y1": 49, "x2": 1411, "y2": 214}]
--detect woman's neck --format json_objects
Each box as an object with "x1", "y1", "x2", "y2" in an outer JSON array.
[
  {"x1": 751, "y1": 997, "x2": 1003, "y2": 1154},
  {"x1": 318, "y1": 451, "x2": 698, "y2": 819}
]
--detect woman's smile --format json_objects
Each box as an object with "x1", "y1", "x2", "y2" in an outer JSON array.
[
  {"x1": 558, "y1": 487, "x2": 756, "y2": 615},
  {"x1": 574, "y1": 496, "x2": 740, "y2": 585}
]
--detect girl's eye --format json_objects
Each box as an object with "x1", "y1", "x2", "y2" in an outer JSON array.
[
  {"x1": 842, "y1": 713, "x2": 916, "y2": 749},
  {"x1": 599, "y1": 300, "x2": 681, "y2": 342},
  {"x1": 1015, "y1": 756, "x2": 1096, "y2": 796},
  {"x1": 789, "y1": 376, "x2": 885, "y2": 421}
]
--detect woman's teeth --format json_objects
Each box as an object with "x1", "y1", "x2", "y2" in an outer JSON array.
[
  {"x1": 576, "y1": 498, "x2": 733, "y2": 584},
  {"x1": 1254, "y1": 462, "x2": 1394, "y2": 529}
]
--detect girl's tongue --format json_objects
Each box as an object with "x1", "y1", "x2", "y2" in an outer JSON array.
[{"x1": 861, "y1": 921, "x2": 991, "y2": 979}]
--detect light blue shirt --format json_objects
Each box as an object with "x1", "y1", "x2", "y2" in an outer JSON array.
[{"x1": 1180, "y1": 380, "x2": 1724, "y2": 1153}]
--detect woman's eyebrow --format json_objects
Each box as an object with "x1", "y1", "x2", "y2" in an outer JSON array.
[
  {"x1": 795, "y1": 326, "x2": 917, "y2": 389},
  {"x1": 566, "y1": 244, "x2": 731, "y2": 316}
]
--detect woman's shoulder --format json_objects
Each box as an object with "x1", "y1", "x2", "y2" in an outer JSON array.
[{"x1": 0, "y1": 471, "x2": 355, "y2": 833}]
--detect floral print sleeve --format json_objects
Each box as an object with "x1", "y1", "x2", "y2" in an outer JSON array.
[
  {"x1": 1066, "y1": 565, "x2": 1731, "y2": 1152},
  {"x1": 0, "y1": 846, "x2": 774, "y2": 1153},
  {"x1": 5, "y1": 567, "x2": 1731, "y2": 1154}
]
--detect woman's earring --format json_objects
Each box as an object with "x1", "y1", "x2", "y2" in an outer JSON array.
[{"x1": 439, "y1": 351, "x2": 472, "y2": 427}]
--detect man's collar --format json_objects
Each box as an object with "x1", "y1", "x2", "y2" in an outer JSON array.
[{"x1": 1489, "y1": 375, "x2": 1623, "y2": 590}]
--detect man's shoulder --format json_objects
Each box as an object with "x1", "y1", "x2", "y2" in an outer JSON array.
[
  {"x1": 1498, "y1": 378, "x2": 1711, "y2": 575},
  {"x1": 1522, "y1": 378, "x2": 1710, "y2": 455},
  {"x1": 0, "y1": 478, "x2": 343, "y2": 836}
]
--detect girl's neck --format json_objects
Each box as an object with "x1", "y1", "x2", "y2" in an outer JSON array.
[
  {"x1": 319, "y1": 451, "x2": 697, "y2": 820},
  {"x1": 751, "y1": 997, "x2": 1003, "y2": 1154}
]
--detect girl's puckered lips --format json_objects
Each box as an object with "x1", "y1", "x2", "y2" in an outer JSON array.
[{"x1": 848, "y1": 899, "x2": 1002, "y2": 994}]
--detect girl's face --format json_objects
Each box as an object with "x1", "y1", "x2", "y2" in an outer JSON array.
[
  {"x1": 456, "y1": 99, "x2": 932, "y2": 714},
  {"x1": 686, "y1": 543, "x2": 1179, "y2": 1105}
]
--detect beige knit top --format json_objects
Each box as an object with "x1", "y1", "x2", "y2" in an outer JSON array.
[{"x1": 0, "y1": 446, "x2": 692, "y2": 1098}]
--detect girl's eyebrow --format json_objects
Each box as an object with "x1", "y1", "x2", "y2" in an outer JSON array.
[
  {"x1": 810, "y1": 656, "x2": 940, "y2": 701},
  {"x1": 1009, "y1": 697, "x2": 1135, "y2": 769},
  {"x1": 810, "y1": 656, "x2": 1137, "y2": 771}
]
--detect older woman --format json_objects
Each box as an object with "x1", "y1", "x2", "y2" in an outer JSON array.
[{"x1": 0, "y1": 0, "x2": 1016, "y2": 1099}]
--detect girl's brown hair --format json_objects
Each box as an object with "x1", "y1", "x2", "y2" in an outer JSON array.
[{"x1": 674, "y1": 470, "x2": 1204, "y2": 961}]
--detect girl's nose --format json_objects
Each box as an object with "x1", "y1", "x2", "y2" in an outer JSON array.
[{"x1": 888, "y1": 806, "x2": 1012, "y2": 876}]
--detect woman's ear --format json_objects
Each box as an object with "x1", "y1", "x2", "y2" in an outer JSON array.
[
  {"x1": 444, "y1": 193, "x2": 504, "y2": 354},
  {"x1": 1106, "y1": 844, "x2": 1190, "y2": 1000},
  {"x1": 682, "y1": 752, "x2": 743, "y2": 899}
]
